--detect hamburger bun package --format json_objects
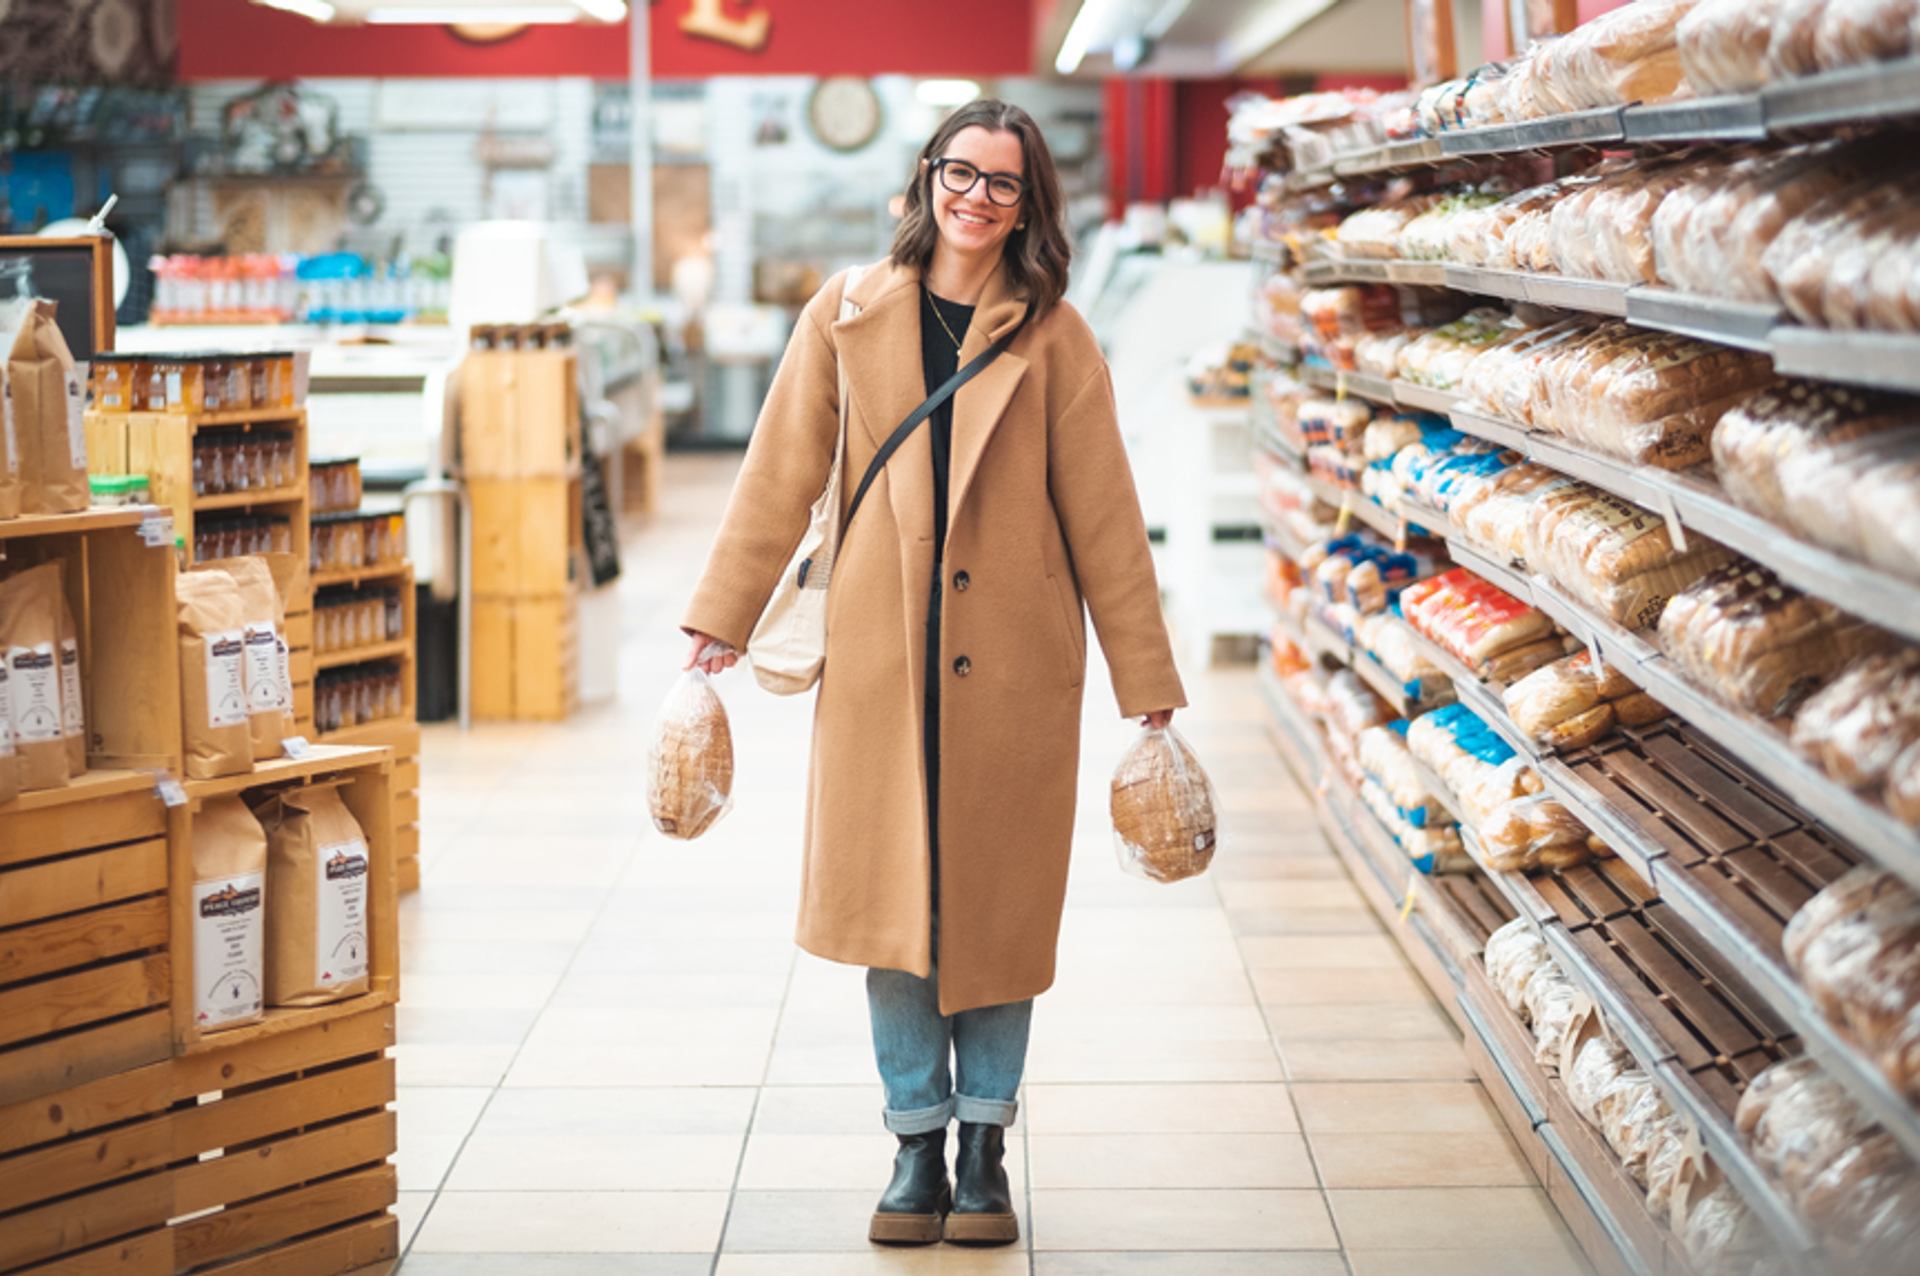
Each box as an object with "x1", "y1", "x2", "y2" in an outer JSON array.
[
  {"x1": 1111, "y1": 724, "x2": 1219, "y2": 884},
  {"x1": 5, "y1": 300, "x2": 86, "y2": 514},
  {"x1": 192, "y1": 796, "x2": 268, "y2": 1034},
  {"x1": 198, "y1": 557, "x2": 294, "y2": 761},
  {"x1": 0, "y1": 562, "x2": 72, "y2": 792},
  {"x1": 647, "y1": 664, "x2": 735, "y2": 840},
  {"x1": 253, "y1": 782, "x2": 372, "y2": 1006},
  {"x1": 176, "y1": 568, "x2": 253, "y2": 779}
]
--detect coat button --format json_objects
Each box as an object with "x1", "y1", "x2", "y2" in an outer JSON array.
[
  {"x1": 953, "y1": 655, "x2": 972, "y2": 677},
  {"x1": 953, "y1": 570, "x2": 970, "y2": 592}
]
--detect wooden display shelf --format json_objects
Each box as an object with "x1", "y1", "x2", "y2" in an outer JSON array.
[
  {"x1": 312, "y1": 560, "x2": 412, "y2": 589},
  {"x1": 314, "y1": 638, "x2": 413, "y2": 672},
  {"x1": 0, "y1": 505, "x2": 156, "y2": 541},
  {"x1": 193, "y1": 483, "x2": 305, "y2": 511},
  {"x1": 0, "y1": 767, "x2": 159, "y2": 815},
  {"x1": 115, "y1": 406, "x2": 307, "y2": 428},
  {"x1": 0, "y1": 1004, "x2": 397, "y2": 1275},
  {"x1": 170, "y1": 747, "x2": 398, "y2": 1057}
]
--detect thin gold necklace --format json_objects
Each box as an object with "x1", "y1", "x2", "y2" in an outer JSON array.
[{"x1": 923, "y1": 287, "x2": 965, "y2": 353}]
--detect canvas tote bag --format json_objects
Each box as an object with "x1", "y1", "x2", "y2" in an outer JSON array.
[{"x1": 747, "y1": 266, "x2": 865, "y2": 695}]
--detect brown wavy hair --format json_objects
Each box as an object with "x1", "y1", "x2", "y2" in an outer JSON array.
[{"x1": 890, "y1": 99, "x2": 1070, "y2": 321}]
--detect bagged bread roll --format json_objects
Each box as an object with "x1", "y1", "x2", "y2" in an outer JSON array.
[
  {"x1": 253, "y1": 782, "x2": 372, "y2": 1006},
  {"x1": 1889, "y1": 738, "x2": 1920, "y2": 828},
  {"x1": 1679, "y1": 0, "x2": 1788, "y2": 91},
  {"x1": 5, "y1": 301, "x2": 86, "y2": 514},
  {"x1": 1479, "y1": 793, "x2": 1594, "y2": 873},
  {"x1": 199, "y1": 557, "x2": 295, "y2": 762},
  {"x1": 1790, "y1": 650, "x2": 1920, "y2": 790},
  {"x1": 0, "y1": 563, "x2": 71, "y2": 792},
  {"x1": 1485, "y1": 918, "x2": 1555, "y2": 1017},
  {"x1": 1783, "y1": 865, "x2": 1915, "y2": 974},
  {"x1": 1111, "y1": 724, "x2": 1218, "y2": 884},
  {"x1": 649, "y1": 666, "x2": 735, "y2": 841},
  {"x1": 176, "y1": 568, "x2": 253, "y2": 780},
  {"x1": 1529, "y1": 974, "x2": 1584, "y2": 1074}
]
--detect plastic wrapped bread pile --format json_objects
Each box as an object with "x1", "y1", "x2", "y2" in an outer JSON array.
[
  {"x1": 1355, "y1": 721, "x2": 1470, "y2": 873},
  {"x1": 1400, "y1": 568, "x2": 1568, "y2": 682},
  {"x1": 1679, "y1": 0, "x2": 1918, "y2": 94},
  {"x1": 1784, "y1": 868, "x2": 1920, "y2": 1100},
  {"x1": 1790, "y1": 650, "x2": 1920, "y2": 827},
  {"x1": 1711, "y1": 382, "x2": 1920, "y2": 585},
  {"x1": 1504, "y1": 650, "x2": 1671, "y2": 750},
  {"x1": 1525, "y1": 483, "x2": 1734, "y2": 629}
]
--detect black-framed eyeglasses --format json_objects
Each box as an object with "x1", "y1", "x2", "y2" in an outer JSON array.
[{"x1": 932, "y1": 157, "x2": 1026, "y2": 207}]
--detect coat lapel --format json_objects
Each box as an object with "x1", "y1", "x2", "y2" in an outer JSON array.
[{"x1": 948, "y1": 264, "x2": 1030, "y2": 529}]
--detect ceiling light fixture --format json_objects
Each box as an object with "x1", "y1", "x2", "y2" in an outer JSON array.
[
  {"x1": 257, "y1": 0, "x2": 338, "y2": 20},
  {"x1": 1054, "y1": 0, "x2": 1109, "y2": 76},
  {"x1": 363, "y1": 6, "x2": 581, "y2": 21},
  {"x1": 1143, "y1": 0, "x2": 1192, "y2": 39}
]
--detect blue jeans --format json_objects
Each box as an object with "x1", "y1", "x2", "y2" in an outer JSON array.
[{"x1": 867, "y1": 917, "x2": 1034, "y2": 1134}]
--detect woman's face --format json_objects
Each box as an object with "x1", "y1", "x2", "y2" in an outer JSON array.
[{"x1": 929, "y1": 125, "x2": 1025, "y2": 260}]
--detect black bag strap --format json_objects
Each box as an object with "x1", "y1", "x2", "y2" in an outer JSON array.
[{"x1": 843, "y1": 307, "x2": 1030, "y2": 535}]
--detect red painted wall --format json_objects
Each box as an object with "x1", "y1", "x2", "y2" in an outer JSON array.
[
  {"x1": 179, "y1": 0, "x2": 1035, "y2": 80},
  {"x1": 1169, "y1": 73, "x2": 1405, "y2": 205}
]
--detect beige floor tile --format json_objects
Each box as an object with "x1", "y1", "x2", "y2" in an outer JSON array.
[
  {"x1": 1239, "y1": 935, "x2": 1408, "y2": 970},
  {"x1": 505, "y1": 1006, "x2": 779, "y2": 1087},
  {"x1": 1216, "y1": 880, "x2": 1365, "y2": 912},
  {"x1": 1043, "y1": 967, "x2": 1259, "y2": 1008},
  {"x1": 1030, "y1": 1188, "x2": 1337, "y2": 1251},
  {"x1": 1265, "y1": 1001, "x2": 1457, "y2": 1043},
  {"x1": 445, "y1": 1130, "x2": 747, "y2": 1190},
  {"x1": 400, "y1": 939, "x2": 579, "y2": 978},
  {"x1": 396, "y1": 1086, "x2": 492, "y2": 1136},
  {"x1": 1023, "y1": 1083, "x2": 1297, "y2": 1134},
  {"x1": 717, "y1": 1253, "x2": 1030, "y2": 1275},
  {"x1": 1025, "y1": 1038, "x2": 1286, "y2": 1084},
  {"x1": 473, "y1": 1086, "x2": 757, "y2": 1134},
  {"x1": 1290, "y1": 1082, "x2": 1503, "y2": 1134},
  {"x1": 1251, "y1": 967, "x2": 1431, "y2": 1006},
  {"x1": 398, "y1": 1258, "x2": 710, "y2": 1275},
  {"x1": 737, "y1": 1132, "x2": 1026, "y2": 1192},
  {"x1": 412, "y1": 1190, "x2": 730, "y2": 1253},
  {"x1": 1036, "y1": 1255, "x2": 1347, "y2": 1276},
  {"x1": 395, "y1": 1042, "x2": 518, "y2": 1088},
  {"x1": 1212, "y1": 855, "x2": 1347, "y2": 881},
  {"x1": 397, "y1": 1130, "x2": 466, "y2": 1192},
  {"x1": 1346, "y1": 1246, "x2": 1589, "y2": 1276},
  {"x1": 749, "y1": 1085, "x2": 892, "y2": 1135},
  {"x1": 1327, "y1": 1187, "x2": 1570, "y2": 1249},
  {"x1": 1030, "y1": 1132, "x2": 1317, "y2": 1189},
  {"x1": 721, "y1": 1190, "x2": 1029, "y2": 1252},
  {"x1": 1309, "y1": 1131, "x2": 1535, "y2": 1188},
  {"x1": 1279, "y1": 1038, "x2": 1475, "y2": 1083},
  {"x1": 1226, "y1": 908, "x2": 1385, "y2": 937},
  {"x1": 548, "y1": 970, "x2": 791, "y2": 1010},
  {"x1": 394, "y1": 972, "x2": 562, "y2": 1010},
  {"x1": 395, "y1": 1190, "x2": 431, "y2": 1251}
]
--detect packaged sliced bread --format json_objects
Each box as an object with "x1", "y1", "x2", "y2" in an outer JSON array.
[
  {"x1": 1111, "y1": 724, "x2": 1219, "y2": 885},
  {"x1": 649, "y1": 667, "x2": 735, "y2": 840}
]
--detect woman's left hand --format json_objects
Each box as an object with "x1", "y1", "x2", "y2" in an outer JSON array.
[{"x1": 1141, "y1": 709, "x2": 1175, "y2": 730}]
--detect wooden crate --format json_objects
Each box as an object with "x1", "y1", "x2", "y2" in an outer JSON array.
[
  {"x1": 469, "y1": 476, "x2": 580, "y2": 598},
  {"x1": 471, "y1": 594, "x2": 579, "y2": 722},
  {"x1": 88, "y1": 410, "x2": 313, "y2": 617},
  {"x1": 0, "y1": 775, "x2": 171, "y2": 1108},
  {"x1": 0, "y1": 1005, "x2": 398, "y2": 1275},
  {"x1": 315, "y1": 721, "x2": 420, "y2": 896},
  {"x1": 459, "y1": 348, "x2": 578, "y2": 479},
  {"x1": 167, "y1": 748, "x2": 398, "y2": 1057}
]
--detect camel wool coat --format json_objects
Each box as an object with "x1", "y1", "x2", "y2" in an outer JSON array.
[{"x1": 682, "y1": 258, "x2": 1185, "y2": 1014}]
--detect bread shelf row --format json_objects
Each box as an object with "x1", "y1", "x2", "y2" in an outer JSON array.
[
  {"x1": 1284, "y1": 359, "x2": 1920, "y2": 647},
  {"x1": 1261, "y1": 661, "x2": 1697, "y2": 1276},
  {"x1": 1280, "y1": 56, "x2": 1920, "y2": 186},
  {"x1": 1294, "y1": 257, "x2": 1920, "y2": 396}
]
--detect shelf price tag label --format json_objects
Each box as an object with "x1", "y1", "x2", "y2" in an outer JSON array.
[
  {"x1": 1336, "y1": 493, "x2": 1354, "y2": 534},
  {"x1": 155, "y1": 774, "x2": 188, "y2": 808},
  {"x1": 137, "y1": 511, "x2": 174, "y2": 548},
  {"x1": 282, "y1": 736, "x2": 312, "y2": 760},
  {"x1": 1393, "y1": 515, "x2": 1410, "y2": 554},
  {"x1": 1399, "y1": 873, "x2": 1419, "y2": 922},
  {"x1": 1334, "y1": 370, "x2": 1348, "y2": 404},
  {"x1": 1654, "y1": 491, "x2": 1688, "y2": 553}
]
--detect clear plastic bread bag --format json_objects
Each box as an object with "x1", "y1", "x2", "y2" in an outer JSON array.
[
  {"x1": 1679, "y1": 0, "x2": 1784, "y2": 93},
  {"x1": 1812, "y1": 0, "x2": 1918, "y2": 69},
  {"x1": 1788, "y1": 650, "x2": 1920, "y2": 790},
  {"x1": 1111, "y1": 724, "x2": 1219, "y2": 885},
  {"x1": 647, "y1": 652, "x2": 736, "y2": 841}
]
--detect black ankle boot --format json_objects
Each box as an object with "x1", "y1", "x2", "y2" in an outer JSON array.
[
  {"x1": 945, "y1": 1121, "x2": 1018, "y2": 1245},
  {"x1": 868, "y1": 1129, "x2": 951, "y2": 1245}
]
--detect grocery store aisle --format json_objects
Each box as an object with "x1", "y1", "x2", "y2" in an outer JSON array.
[{"x1": 390, "y1": 453, "x2": 1587, "y2": 1275}]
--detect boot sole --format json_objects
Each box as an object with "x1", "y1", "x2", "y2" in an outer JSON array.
[
  {"x1": 869, "y1": 1210, "x2": 947, "y2": 1246},
  {"x1": 944, "y1": 1212, "x2": 1020, "y2": 1246}
]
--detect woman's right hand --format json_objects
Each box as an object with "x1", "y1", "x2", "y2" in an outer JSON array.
[{"x1": 684, "y1": 631, "x2": 739, "y2": 676}]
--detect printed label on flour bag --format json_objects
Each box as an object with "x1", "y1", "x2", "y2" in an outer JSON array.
[
  {"x1": 64, "y1": 369, "x2": 86, "y2": 470},
  {"x1": 275, "y1": 632, "x2": 293, "y2": 709},
  {"x1": 316, "y1": 838, "x2": 370, "y2": 987},
  {"x1": 244, "y1": 623, "x2": 290, "y2": 711},
  {"x1": 3, "y1": 379, "x2": 17, "y2": 476},
  {"x1": 9, "y1": 643, "x2": 62, "y2": 742},
  {"x1": 59, "y1": 637, "x2": 81, "y2": 739},
  {"x1": 194, "y1": 871, "x2": 264, "y2": 1028},
  {"x1": 0, "y1": 662, "x2": 12, "y2": 759},
  {"x1": 205, "y1": 630, "x2": 247, "y2": 727}
]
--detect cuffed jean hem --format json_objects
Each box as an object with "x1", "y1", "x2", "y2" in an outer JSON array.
[
  {"x1": 882, "y1": 1098, "x2": 956, "y2": 1135},
  {"x1": 954, "y1": 1094, "x2": 1019, "y2": 1127}
]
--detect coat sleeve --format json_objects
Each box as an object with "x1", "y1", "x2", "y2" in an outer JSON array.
[
  {"x1": 681, "y1": 284, "x2": 842, "y2": 650},
  {"x1": 1048, "y1": 363, "x2": 1188, "y2": 719}
]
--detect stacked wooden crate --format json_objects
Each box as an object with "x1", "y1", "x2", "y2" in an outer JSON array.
[
  {"x1": 462, "y1": 328, "x2": 583, "y2": 721},
  {"x1": 0, "y1": 508, "x2": 402, "y2": 1274}
]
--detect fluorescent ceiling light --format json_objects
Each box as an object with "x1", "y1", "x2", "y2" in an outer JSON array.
[
  {"x1": 1054, "y1": 0, "x2": 1108, "y2": 75},
  {"x1": 258, "y1": 0, "x2": 337, "y2": 20},
  {"x1": 916, "y1": 79, "x2": 981, "y2": 107},
  {"x1": 363, "y1": 5, "x2": 585, "y2": 22},
  {"x1": 574, "y1": 0, "x2": 627, "y2": 19}
]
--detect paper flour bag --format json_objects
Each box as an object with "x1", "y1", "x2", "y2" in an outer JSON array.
[
  {"x1": 255, "y1": 783, "x2": 372, "y2": 1006},
  {"x1": 0, "y1": 563, "x2": 71, "y2": 791},
  {"x1": 176, "y1": 568, "x2": 253, "y2": 779},
  {"x1": 0, "y1": 655, "x2": 18, "y2": 805},
  {"x1": 192, "y1": 796, "x2": 268, "y2": 1033},
  {"x1": 0, "y1": 352, "x2": 18, "y2": 520},
  {"x1": 54, "y1": 575, "x2": 83, "y2": 774},
  {"x1": 8, "y1": 301, "x2": 86, "y2": 514},
  {"x1": 199, "y1": 557, "x2": 293, "y2": 761}
]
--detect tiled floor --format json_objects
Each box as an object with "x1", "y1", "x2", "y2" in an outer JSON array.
[{"x1": 393, "y1": 454, "x2": 1588, "y2": 1274}]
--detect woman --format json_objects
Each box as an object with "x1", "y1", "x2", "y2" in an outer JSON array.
[{"x1": 681, "y1": 99, "x2": 1184, "y2": 1247}]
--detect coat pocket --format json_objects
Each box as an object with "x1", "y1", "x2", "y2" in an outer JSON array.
[{"x1": 1045, "y1": 573, "x2": 1085, "y2": 688}]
